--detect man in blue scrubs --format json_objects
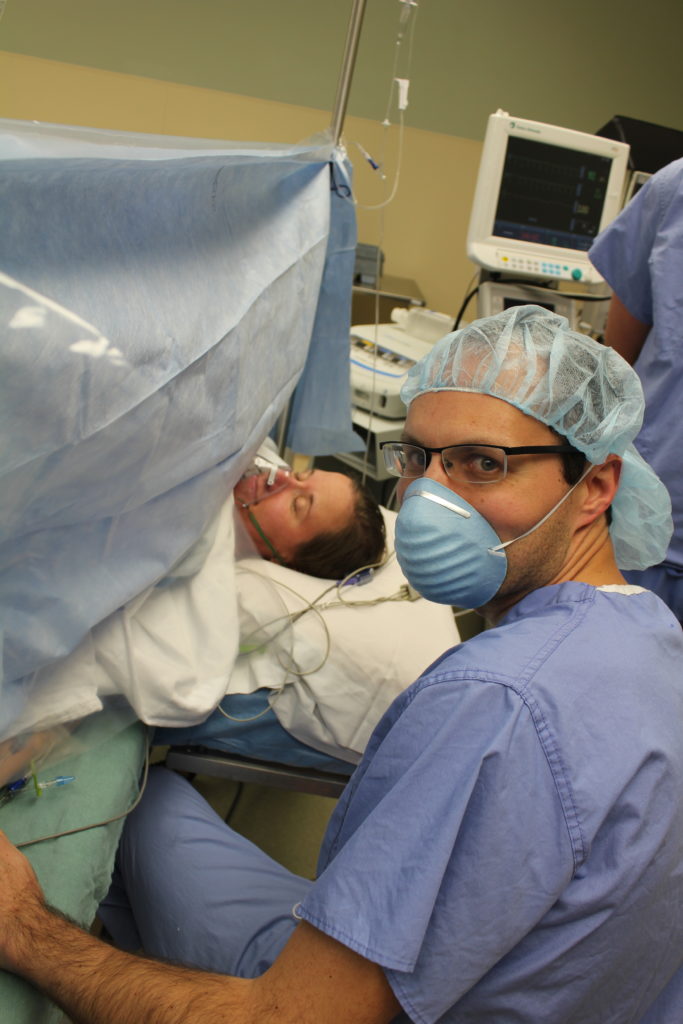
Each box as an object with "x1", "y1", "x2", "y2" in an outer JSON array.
[{"x1": 0, "y1": 305, "x2": 682, "y2": 1023}]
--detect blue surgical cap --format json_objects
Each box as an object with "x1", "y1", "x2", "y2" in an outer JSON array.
[{"x1": 400, "y1": 304, "x2": 672, "y2": 571}]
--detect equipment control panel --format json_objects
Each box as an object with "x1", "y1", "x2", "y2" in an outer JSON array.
[{"x1": 349, "y1": 324, "x2": 434, "y2": 420}]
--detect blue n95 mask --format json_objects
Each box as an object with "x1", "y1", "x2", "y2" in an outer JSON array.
[
  {"x1": 395, "y1": 479, "x2": 507, "y2": 607},
  {"x1": 395, "y1": 474, "x2": 588, "y2": 608}
]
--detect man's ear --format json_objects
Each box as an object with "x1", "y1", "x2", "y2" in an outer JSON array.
[{"x1": 576, "y1": 456, "x2": 622, "y2": 527}]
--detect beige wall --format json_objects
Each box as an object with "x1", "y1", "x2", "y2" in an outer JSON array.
[
  {"x1": 3, "y1": 0, "x2": 683, "y2": 321},
  {"x1": 0, "y1": 50, "x2": 481, "y2": 315},
  {"x1": 4, "y1": 0, "x2": 683, "y2": 142}
]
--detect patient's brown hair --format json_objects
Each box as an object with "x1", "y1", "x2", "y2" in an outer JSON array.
[{"x1": 289, "y1": 480, "x2": 386, "y2": 580}]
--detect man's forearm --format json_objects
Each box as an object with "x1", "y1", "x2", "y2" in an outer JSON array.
[
  {"x1": 0, "y1": 831, "x2": 398, "y2": 1024},
  {"x1": 12, "y1": 902, "x2": 260, "y2": 1024}
]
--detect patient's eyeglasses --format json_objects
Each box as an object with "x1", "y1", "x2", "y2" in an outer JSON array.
[{"x1": 380, "y1": 441, "x2": 578, "y2": 485}]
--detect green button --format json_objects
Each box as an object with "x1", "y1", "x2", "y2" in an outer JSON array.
[{"x1": 571, "y1": 268, "x2": 582, "y2": 281}]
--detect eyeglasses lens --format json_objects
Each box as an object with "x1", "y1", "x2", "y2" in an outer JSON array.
[
  {"x1": 442, "y1": 446, "x2": 507, "y2": 484},
  {"x1": 383, "y1": 443, "x2": 425, "y2": 478}
]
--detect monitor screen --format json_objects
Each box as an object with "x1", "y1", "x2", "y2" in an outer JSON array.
[
  {"x1": 494, "y1": 137, "x2": 613, "y2": 252},
  {"x1": 467, "y1": 111, "x2": 630, "y2": 284}
]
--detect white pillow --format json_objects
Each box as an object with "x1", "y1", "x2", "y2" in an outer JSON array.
[{"x1": 227, "y1": 506, "x2": 460, "y2": 763}]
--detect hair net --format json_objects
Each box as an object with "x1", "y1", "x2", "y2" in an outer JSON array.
[{"x1": 400, "y1": 305, "x2": 672, "y2": 571}]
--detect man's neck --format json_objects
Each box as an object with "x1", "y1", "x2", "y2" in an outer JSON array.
[
  {"x1": 551, "y1": 518, "x2": 626, "y2": 589},
  {"x1": 481, "y1": 519, "x2": 624, "y2": 626}
]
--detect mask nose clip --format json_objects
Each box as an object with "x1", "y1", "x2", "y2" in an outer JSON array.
[{"x1": 406, "y1": 488, "x2": 472, "y2": 519}]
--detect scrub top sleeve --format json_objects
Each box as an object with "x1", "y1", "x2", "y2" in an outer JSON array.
[
  {"x1": 590, "y1": 174, "x2": 665, "y2": 326},
  {"x1": 298, "y1": 674, "x2": 576, "y2": 1022}
]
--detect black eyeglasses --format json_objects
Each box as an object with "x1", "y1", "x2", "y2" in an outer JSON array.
[{"x1": 380, "y1": 441, "x2": 578, "y2": 485}]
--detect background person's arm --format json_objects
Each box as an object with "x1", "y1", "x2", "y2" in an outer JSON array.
[
  {"x1": 0, "y1": 831, "x2": 400, "y2": 1024},
  {"x1": 603, "y1": 294, "x2": 651, "y2": 366}
]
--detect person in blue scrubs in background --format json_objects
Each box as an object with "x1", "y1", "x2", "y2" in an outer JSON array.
[
  {"x1": 0, "y1": 305, "x2": 682, "y2": 1024},
  {"x1": 590, "y1": 158, "x2": 683, "y2": 624}
]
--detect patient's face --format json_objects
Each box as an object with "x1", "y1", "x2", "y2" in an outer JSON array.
[{"x1": 234, "y1": 469, "x2": 356, "y2": 563}]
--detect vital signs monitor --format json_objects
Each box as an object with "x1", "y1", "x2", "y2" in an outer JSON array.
[{"x1": 467, "y1": 110, "x2": 630, "y2": 284}]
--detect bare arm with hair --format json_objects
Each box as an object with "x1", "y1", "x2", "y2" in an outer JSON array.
[
  {"x1": 603, "y1": 293, "x2": 651, "y2": 366},
  {"x1": 0, "y1": 832, "x2": 400, "y2": 1024}
]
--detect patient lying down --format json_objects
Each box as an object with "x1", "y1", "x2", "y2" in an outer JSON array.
[
  {"x1": 1, "y1": 449, "x2": 456, "y2": 784},
  {"x1": 157, "y1": 469, "x2": 461, "y2": 772},
  {"x1": 155, "y1": 449, "x2": 407, "y2": 773},
  {"x1": 0, "y1": 446, "x2": 389, "y2": 780},
  {"x1": 232, "y1": 446, "x2": 386, "y2": 581}
]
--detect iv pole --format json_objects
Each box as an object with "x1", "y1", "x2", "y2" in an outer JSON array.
[
  {"x1": 276, "y1": 0, "x2": 367, "y2": 456},
  {"x1": 330, "y1": 0, "x2": 368, "y2": 146}
]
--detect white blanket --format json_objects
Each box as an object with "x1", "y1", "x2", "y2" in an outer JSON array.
[
  {"x1": 4, "y1": 503, "x2": 238, "y2": 739},
  {"x1": 5, "y1": 504, "x2": 461, "y2": 772}
]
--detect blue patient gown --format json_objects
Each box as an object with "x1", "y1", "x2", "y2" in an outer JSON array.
[
  {"x1": 104, "y1": 583, "x2": 683, "y2": 1023},
  {"x1": 153, "y1": 689, "x2": 353, "y2": 773}
]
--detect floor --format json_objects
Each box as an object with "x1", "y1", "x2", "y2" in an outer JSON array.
[{"x1": 198, "y1": 775, "x2": 338, "y2": 878}]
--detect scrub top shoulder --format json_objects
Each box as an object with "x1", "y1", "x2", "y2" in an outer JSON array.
[{"x1": 299, "y1": 583, "x2": 683, "y2": 1023}]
